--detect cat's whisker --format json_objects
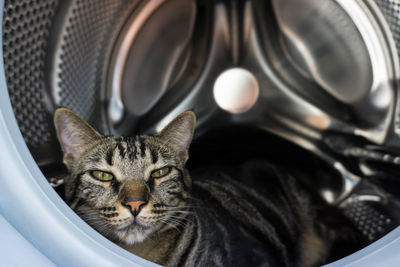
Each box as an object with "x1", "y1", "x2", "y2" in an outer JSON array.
[
  {"x1": 165, "y1": 220, "x2": 185, "y2": 232},
  {"x1": 188, "y1": 196, "x2": 202, "y2": 202},
  {"x1": 164, "y1": 213, "x2": 193, "y2": 222},
  {"x1": 162, "y1": 205, "x2": 201, "y2": 210},
  {"x1": 165, "y1": 210, "x2": 193, "y2": 215},
  {"x1": 143, "y1": 229, "x2": 157, "y2": 243},
  {"x1": 162, "y1": 216, "x2": 190, "y2": 228},
  {"x1": 160, "y1": 207, "x2": 193, "y2": 212},
  {"x1": 164, "y1": 214, "x2": 187, "y2": 221},
  {"x1": 159, "y1": 218, "x2": 183, "y2": 234},
  {"x1": 166, "y1": 217, "x2": 190, "y2": 226}
]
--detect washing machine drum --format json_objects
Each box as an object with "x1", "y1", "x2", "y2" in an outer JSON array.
[{"x1": 3, "y1": 0, "x2": 400, "y2": 266}]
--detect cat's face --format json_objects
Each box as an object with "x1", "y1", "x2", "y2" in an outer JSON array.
[{"x1": 54, "y1": 108, "x2": 196, "y2": 245}]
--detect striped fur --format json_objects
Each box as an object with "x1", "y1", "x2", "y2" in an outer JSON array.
[{"x1": 54, "y1": 108, "x2": 356, "y2": 267}]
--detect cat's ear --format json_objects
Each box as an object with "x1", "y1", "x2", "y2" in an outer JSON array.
[
  {"x1": 157, "y1": 111, "x2": 196, "y2": 163},
  {"x1": 54, "y1": 108, "x2": 102, "y2": 168}
]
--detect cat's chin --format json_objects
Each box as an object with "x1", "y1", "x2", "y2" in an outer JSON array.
[{"x1": 116, "y1": 221, "x2": 154, "y2": 245}]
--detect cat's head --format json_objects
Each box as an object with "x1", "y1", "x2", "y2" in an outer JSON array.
[{"x1": 54, "y1": 108, "x2": 196, "y2": 245}]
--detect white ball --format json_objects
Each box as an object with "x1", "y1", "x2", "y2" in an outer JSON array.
[{"x1": 213, "y1": 68, "x2": 259, "y2": 114}]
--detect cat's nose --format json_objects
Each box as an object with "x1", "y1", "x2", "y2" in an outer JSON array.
[{"x1": 124, "y1": 198, "x2": 147, "y2": 216}]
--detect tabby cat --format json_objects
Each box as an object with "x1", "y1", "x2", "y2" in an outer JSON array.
[{"x1": 54, "y1": 107, "x2": 362, "y2": 267}]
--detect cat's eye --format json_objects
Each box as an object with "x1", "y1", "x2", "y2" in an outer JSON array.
[
  {"x1": 151, "y1": 167, "x2": 171, "y2": 178},
  {"x1": 90, "y1": 170, "x2": 114, "y2": 181}
]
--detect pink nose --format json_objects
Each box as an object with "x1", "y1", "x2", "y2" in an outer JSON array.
[{"x1": 124, "y1": 199, "x2": 146, "y2": 216}]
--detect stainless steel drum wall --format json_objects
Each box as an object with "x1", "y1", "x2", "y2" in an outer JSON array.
[
  {"x1": 374, "y1": 0, "x2": 400, "y2": 138},
  {"x1": 374, "y1": 0, "x2": 400, "y2": 62},
  {"x1": 53, "y1": 0, "x2": 138, "y2": 128},
  {"x1": 2, "y1": 0, "x2": 58, "y2": 146},
  {"x1": 4, "y1": 0, "x2": 400, "y2": 150}
]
